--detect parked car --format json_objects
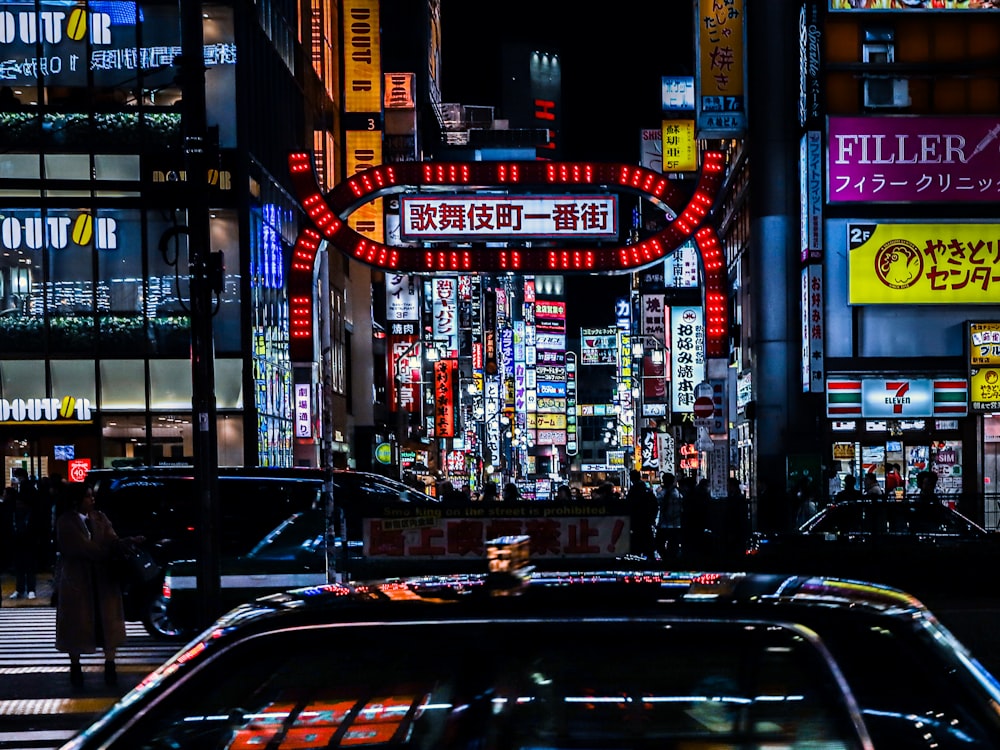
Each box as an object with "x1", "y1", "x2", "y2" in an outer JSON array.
[
  {"x1": 61, "y1": 568, "x2": 1000, "y2": 750},
  {"x1": 745, "y1": 499, "x2": 1000, "y2": 598},
  {"x1": 85, "y1": 466, "x2": 435, "y2": 637}
]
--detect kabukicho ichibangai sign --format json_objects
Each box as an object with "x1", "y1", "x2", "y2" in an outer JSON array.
[{"x1": 848, "y1": 222, "x2": 1000, "y2": 304}]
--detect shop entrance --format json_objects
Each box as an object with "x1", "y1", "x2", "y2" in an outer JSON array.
[
  {"x1": 2, "y1": 437, "x2": 47, "y2": 484},
  {"x1": 831, "y1": 433, "x2": 963, "y2": 498}
]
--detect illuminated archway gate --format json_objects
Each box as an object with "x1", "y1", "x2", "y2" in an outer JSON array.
[{"x1": 287, "y1": 152, "x2": 729, "y2": 361}]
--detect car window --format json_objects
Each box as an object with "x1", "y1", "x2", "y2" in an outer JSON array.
[
  {"x1": 106, "y1": 620, "x2": 864, "y2": 749},
  {"x1": 815, "y1": 614, "x2": 1000, "y2": 749},
  {"x1": 246, "y1": 509, "x2": 325, "y2": 562}
]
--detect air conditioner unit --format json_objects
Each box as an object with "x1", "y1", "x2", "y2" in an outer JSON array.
[{"x1": 864, "y1": 78, "x2": 910, "y2": 108}]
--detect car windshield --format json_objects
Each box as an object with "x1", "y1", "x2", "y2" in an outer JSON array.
[
  {"x1": 806, "y1": 503, "x2": 986, "y2": 537},
  {"x1": 246, "y1": 509, "x2": 325, "y2": 561},
  {"x1": 106, "y1": 619, "x2": 871, "y2": 749}
]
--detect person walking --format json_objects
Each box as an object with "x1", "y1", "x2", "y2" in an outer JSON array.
[
  {"x1": 55, "y1": 483, "x2": 140, "y2": 689},
  {"x1": 885, "y1": 463, "x2": 904, "y2": 498},
  {"x1": 625, "y1": 470, "x2": 657, "y2": 559},
  {"x1": 680, "y1": 478, "x2": 711, "y2": 565},
  {"x1": 834, "y1": 474, "x2": 862, "y2": 503},
  {"x1": 7, "y1": 468, "x2": 43, "y2": 600},
  {"x1": 654, "y1": 472, "x2": 684, "y2": 560},
  {"x1": 862, "y1": 472, "x2": 884, "y2": 501}
]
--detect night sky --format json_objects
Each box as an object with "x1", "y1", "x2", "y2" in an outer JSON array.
[
  {"x1": 438, "y1": 2, "x2": 696, "y2": 328},
  {"x1": 439, "y1": 1, "x2": 696, "y2": 163}
]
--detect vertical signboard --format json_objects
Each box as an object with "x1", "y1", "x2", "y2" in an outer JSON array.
[
  {"x1": 295, "y1": 383, "x2": 312, "y2": 438},
  {"x1": 671, "y1": 306, "x2": 706, "y2": 413},
  {"x1": 799, "y1": 131, "x2": 823, "y2": 263},
  {"x1": 434, "y1": 359, "x2": 456, "y2": 438},
  {"x1": 662, "y1": 120, "x2": 698, "y2": 172},
  {"x1": 343, "y1": 0, "x2": 382, "y2": 113},
  {"x1": 432, "y1": 276, "x2": 459, "y2": 355},
  {"x1": 801, "y1": 265, "x2": 825, "y2": 393},
  {"x1": 695, "y1": 0, "x2": 746, "y2": 137},
  {"x1": 346, "y1": 130, "x2": 384, "y2": 243}
]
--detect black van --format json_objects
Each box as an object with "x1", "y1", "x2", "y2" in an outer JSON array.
[
  {"x1": 84, "y1": 466, "x2": 438, "y2": 638},
  {"x1": 86, "y1": 466, "x2": 331, "y2": 637}
]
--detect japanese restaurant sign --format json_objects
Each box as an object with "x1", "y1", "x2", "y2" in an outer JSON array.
[
  {"x1": 400, "y1": 195, "x2": 617, "y2": 240},
  {"x1": 829, "y1": 117, "x2": 1000, "y2": 203},
  {"x1": 433, "y1": 359, "x2": 456, "y2": 439},
  {"x1": 848, "y1": 222, "x2": 1000, "y2": 304},
  {"x1": 695, "y1": 0, "x2": 746, "y2": 137}
]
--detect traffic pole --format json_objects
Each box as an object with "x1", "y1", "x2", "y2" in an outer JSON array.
[{"x1": 180, "y1": 0, "x2": 222, "y2": 630}]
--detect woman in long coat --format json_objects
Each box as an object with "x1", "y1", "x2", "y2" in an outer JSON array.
[{"x1": 55, "y1": 483, "x2": 128, "y2": 688}]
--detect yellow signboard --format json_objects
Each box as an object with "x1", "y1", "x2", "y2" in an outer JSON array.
[
  {"x1": 848, "y1": 223, "x2": 1000, "y2": 305},
  {"x1": 342, "y1": 0, "x2": 381, "y2": 113},
  {"x1": 971, "y1": 367, "x2": 1000, "y2": 411},
  {"x1": 971, "y1": 323, "x2": 1000, "y2": 366},
  {"x1": 535, "y1": 413, "x2": 567, "y2": 431},
  {"x1": 662, "y1": 119, "x2": 697, "y2": 172},
  {"x1": 346, "y1": 130, "x2": 384, "y2": 243}
]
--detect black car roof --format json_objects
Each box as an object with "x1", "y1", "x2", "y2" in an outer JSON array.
[{"x1": 195, "y1": 571, "x2": 928, "y2": 641}]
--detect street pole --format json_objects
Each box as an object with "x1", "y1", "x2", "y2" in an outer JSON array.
[{"x1": 180, "y1": 0, "x2": 221, "y2": 629}]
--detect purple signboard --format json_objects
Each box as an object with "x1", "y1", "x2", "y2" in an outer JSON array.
[{"x1": 828, "y1": 116, "x2": 1000, "y2": 203}]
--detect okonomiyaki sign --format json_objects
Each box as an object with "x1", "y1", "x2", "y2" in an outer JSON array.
[
  {"x1": 848, "y1": 222, "x2": 1000, "y2": 304},
  {"x1": 828, "y1": 116, "x2": 1000, "y2": 203}
]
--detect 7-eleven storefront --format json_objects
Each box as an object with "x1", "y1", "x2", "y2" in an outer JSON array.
[{"x1": 825, "y1": 376, "x2": 970, "y2": 500}]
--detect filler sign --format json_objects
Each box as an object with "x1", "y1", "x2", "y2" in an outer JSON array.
[{"x1": 400, "y1": 195, "x2": 617, "y2": 240}]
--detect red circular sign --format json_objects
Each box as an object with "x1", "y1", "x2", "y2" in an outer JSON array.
[{"x1": 693, "y1": 397, "x2": 715, "y2": 417}]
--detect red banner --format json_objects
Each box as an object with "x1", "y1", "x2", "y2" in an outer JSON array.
[{"x1": 434, "y1": 359, "x2": 456, "y2": 438}]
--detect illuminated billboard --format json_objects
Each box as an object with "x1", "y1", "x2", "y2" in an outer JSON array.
[
  {"x1": 828, "y1": 116, "x2": 1000, "y2": 203},
  {"x1": 848, "y1": 222, "x2": 1000, "y2": 304},
  {"x1": 400, "y1": 195, "x2": 617, "y2": 240}
]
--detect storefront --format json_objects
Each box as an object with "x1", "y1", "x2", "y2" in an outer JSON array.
[{"x1": 825, "y1": 376, "x2": 970, "y2": 501}]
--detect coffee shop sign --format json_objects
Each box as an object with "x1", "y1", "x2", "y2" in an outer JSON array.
[{"x1": 0, "y1": 397, "x2": 94, "y2": 424}]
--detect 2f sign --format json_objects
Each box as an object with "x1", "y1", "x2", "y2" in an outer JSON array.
[{"x1": 848, "y1": 224, "x2": 875, "y2": 249}]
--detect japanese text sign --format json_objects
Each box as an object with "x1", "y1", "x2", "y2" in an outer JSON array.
[
  {"x1": 848, "y1": 222, "x2": 1000, "y2": 304},
  {"x1": 829, "y1": 116, "x2": 1000, "y2": 203}
]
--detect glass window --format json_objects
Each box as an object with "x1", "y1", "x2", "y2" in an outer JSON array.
[
  {"x1": 0, "y1": 360, "x2": 46, "y2": 400},
  {"x1": 0, "y1": 154, "x2": 41, "y2": 180},
  {"x1": 100, "y1": 360, "x2": 146, "y2": 410},
  {"x1": 43, "y1": 155, "x2": 90, "y2": 180},
  {"x1": 98, "y1": 209, "x2": 144, "y2": 314},
  {"x1": 216, "y1": 358, "x2": 243, "y2": 409},
  {"x1": 149, "y1": 359, "x2": 191, "y2": 409},
  {"x1": 210, "y1": 210, "x2": 241, "y2": 354},
  {"x1": 105, "y1": 622, "x2": 862, "y2": 750},
  {"x1": 94, "y1": 155, "x2": 141, "y2": 181},
  {"x1": 50, "y1": 360, "x2": 96, "y2": 403},
  {"x1": 218, "y1": 414, "x2": 244, "y2": 466}
]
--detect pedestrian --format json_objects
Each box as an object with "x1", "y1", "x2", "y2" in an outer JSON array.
[
  {"x1": 834, "y1": 474, "x2": 862, "y2": 503},
  {"x1": 6, "y1": 468, "x2": 44, "y2": 601},
  {"x1": 794, "y1": 480, "x2": 819, "y2": 526},
  {"x1": 654, "y1": 472, "x2": 684, "y2": 560},
  {"x1": 571, "y1": 487, "x2": 584, "y2": 502},
  {"x1": 437, "y1": 479, "x2": 464, "y2": 505},
  {"x1": 722, "y1": 477, "x2": 750, "y2": 564},
  {"x1": 55, "y1": 482, "x2": 142, "y2": 689},
  {"x1": 555, "y1": 484, "x2": 572, "y2": 503},
  {"x1": 502, "y1": 482, "x2": 520, "y2": 502},
  {"x1": 862, "y1": 472, "x2": 884, "y2": 500},
  {"x1": 480, "y1": 481, "x2": 498, "y2": 502},
  {"x1": 917, "y1": 470, "x2": 940, "y2": 505},
  {"x1": 625, "y1": 470, "x2": 657, "y2": 559},
  {"x1": 885, "y1": 463, "x2": 904, "y2": 498},
  {"x1": 681, "y1": 478, "x2": 711, "y2": 564}
]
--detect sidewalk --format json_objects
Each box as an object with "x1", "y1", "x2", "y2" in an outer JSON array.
[{"x1": 0, "y1": 571, "x2": 56, "y2": 607}]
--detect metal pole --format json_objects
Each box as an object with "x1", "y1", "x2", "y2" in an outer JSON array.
[{"x1": 180, "y1": 0, "x2": 221, "y2": 629}]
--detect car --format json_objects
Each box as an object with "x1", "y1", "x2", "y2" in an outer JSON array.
[
  {"x1": 745, "y1": 499, "x2": 1000, "y2": 598},
  {"x1": 61, "y1": 564, "x2": 1000, "y2": 750},
  {"x1": 86, "y1": 466, "x2": 435, "y2": 637}
]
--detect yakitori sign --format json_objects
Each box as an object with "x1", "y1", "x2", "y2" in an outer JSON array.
[{"x1": 829, "y1": 117, "x2": 1000, "y2": 203}]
